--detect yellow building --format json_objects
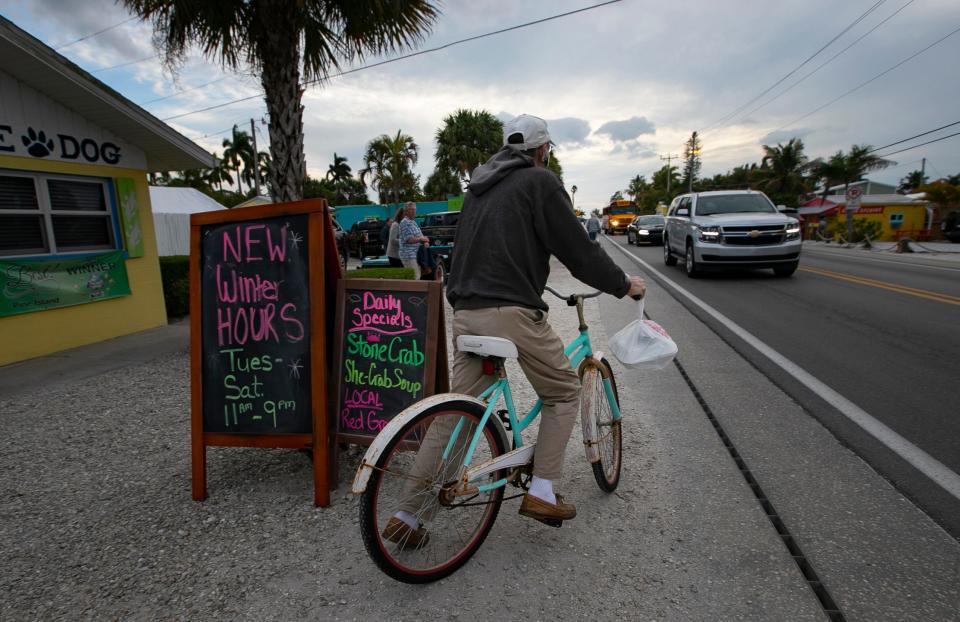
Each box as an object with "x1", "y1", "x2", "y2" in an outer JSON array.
[
  {"x1": 0, "y1": 17, "x2": 213, "y2": 366},
  {"x1": 800, "y1": 194, "x2": 932, "y2": 241}
]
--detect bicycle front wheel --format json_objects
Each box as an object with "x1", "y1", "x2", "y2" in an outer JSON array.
[
  {"x1": 359, "y1": 399, "x2": 508, "y2": 584},
  {"x1": 579, "y1": 357, "x2": 622, "y2": 492}
]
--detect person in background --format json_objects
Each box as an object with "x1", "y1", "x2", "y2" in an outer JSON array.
[
  {"x1": 586, "y1": 212, "x2": 601, "y2": 241},
  {"x1": 386, "y1": 207, "x2": 404, "y2": 267},
  {"x1": 379, "y1": 217, "x2": 393, "y2": 254},
  {"x1": 398, "y1": 202, "x2": 428, "y2": 279}
]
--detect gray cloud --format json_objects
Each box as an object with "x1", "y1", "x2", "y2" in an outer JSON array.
[
  {"x1": 610, "y1": 141, "x2": 657, "y2": 160},
  {"x1": 545, "y1": 117, "x2": 591, "y2": 145},
  {"x1": 760, "y1": 128, "x2": 813, "y2": 145},
  {"x1": 595, "y1": 116, "x2": 656, "y2": 142},
  {"x1": 29, "y1": 0, "x2": 150, "y2": 59}
]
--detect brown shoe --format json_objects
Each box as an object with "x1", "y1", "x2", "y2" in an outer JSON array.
[
  {"x1": 382, "y1": 516, "x2": 429, "y2": 550},
  {"x1": 519, "y1": 493, "x2": 577, "y2": 524}
]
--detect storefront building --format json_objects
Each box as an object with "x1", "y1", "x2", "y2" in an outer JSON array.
[
  {"x1": 799, "y1": 194, "x2": 931, "y2": 241},
  {"x1": 0, "y1": 17, "x2": 214, "y2": 366}
]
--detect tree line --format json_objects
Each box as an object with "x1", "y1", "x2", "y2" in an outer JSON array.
[
  {"x1": 615, "y1": 132, "x2": 959, "y2": 216},
  {"x1": 150, "y1": 109, "x2": 563, "y2": 208}
]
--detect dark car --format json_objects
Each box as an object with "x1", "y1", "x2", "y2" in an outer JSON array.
[
  {"x1": 626, "y1": 215, "x2": 665, "y2": 245},
  {"x1": 347, "y1": 217, "x2": 386, "y2": 258},
  {"x1": 416, "y1": 210, "x2": 460, "y2": 282}
]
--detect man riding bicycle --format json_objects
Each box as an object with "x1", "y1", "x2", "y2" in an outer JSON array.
[{"x1": 384, "y1": 114, "x2": 645, "y2": 546}]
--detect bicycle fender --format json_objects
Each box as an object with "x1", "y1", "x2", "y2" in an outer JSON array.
[
  {"x1": 351, "y1": 393, "x2": 505, "y2": 495},
  {"x1": 580, "y1": 354, "x2": 607, "y2": 464}
]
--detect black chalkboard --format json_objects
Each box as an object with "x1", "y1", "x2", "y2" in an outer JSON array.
[
  {"x1": 333, "y1": 279, "x2": 445, "y2": 442},
  {"x1": 200, "y1": 214, "x2": 311, "y2": 434}
]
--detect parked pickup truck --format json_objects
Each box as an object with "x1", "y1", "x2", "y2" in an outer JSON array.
[
  {"x1": 416, "y1": 210, "x2": 460, "y2": 283},
  {"x1": 662, "y1": 190, "x2": 801, "y2": 277}
]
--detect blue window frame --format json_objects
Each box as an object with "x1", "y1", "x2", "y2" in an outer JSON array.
[{"x1": 0, "y1": 168, "x2": 122, "y2": 259}]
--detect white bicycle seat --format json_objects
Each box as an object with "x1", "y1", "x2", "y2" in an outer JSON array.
[{"x1": 456, "y1": 335, "x2": 519, "y2": 359}]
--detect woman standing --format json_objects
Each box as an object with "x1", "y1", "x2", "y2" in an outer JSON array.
[{"x1": 386, "y1": 207, "x2": 404, "y2": 267}]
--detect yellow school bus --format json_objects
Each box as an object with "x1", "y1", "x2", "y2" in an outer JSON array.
[{"x1": 602, "y1": 199, "x2": 639, "y2": 234}]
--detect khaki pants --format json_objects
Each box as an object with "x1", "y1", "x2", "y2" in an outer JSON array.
[{"x1": 399, "y1": 306, "x2": 580, "y2": 515}]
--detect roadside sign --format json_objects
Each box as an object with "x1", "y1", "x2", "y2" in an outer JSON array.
[{"x1": 845, "y1": 186, "x2": 863, "y2": 212}]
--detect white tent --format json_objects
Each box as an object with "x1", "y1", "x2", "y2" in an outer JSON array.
[{"x1": 149, "y1": 186, "x2": 226, "y2": 256}]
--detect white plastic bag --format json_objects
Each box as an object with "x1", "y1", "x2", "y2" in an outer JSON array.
[{"x1": 609, "y1": 298, "x2": 677, "y2": 370}]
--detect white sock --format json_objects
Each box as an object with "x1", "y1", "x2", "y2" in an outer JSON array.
[
  {"x1": 528, "y1": 476, "x2": 556, "y2": 504},
  {"x1": 393, "y1": 510, "x2": 419, "y2": 530}
]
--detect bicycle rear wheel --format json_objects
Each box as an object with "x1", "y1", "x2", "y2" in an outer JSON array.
[
  {"x1": 579, "y1": 357, "x2": 622, "y2": 492},
  {"x1": 359, "y1": 399, "x2": 508, "y2": 583}
]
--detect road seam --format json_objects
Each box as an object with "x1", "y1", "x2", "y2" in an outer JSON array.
[{"x1": 670, "y1": 355, "x2": 846, "y2": 622}]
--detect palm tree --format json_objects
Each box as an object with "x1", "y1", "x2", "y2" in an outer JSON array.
[
  {"x1": 652, "y1": 164, "x2": 680, "y2": 197},
  {"x1": 222, "y1": 125, "x2": 255, "y2": 194},
  {"x1": 423, "y1": 167, "x2": 462, "y2": 200},
  {"x1": 360, "y1": 130, "x2": 419, "y2": 205},
  {"x1": 627, "y1": 174, "x2": 649, "y2": 210},
  {"x1": 124, "y1": 0, "x2": 439, "y2": 203},
  {"x1": 206, "y1": 151, "x2": 235, "y2": 191},
  {"x1": 809, "y1": 152, "x2": 848, "y2": 205},
  {"x1": 757, "y1": 138, "x2": 812, "y2": 203},
  {"x1": 326, "y1": 153, "x2": 352, "y2": 183},
  {"x1": 434, "y1": 109, "x2": 503, "y2": 181},
  {"x1": 844, "y1": 144, "x2": 895, "y2": 188},
  {"x1": 148, "y1": 171, "x2": 172, "y2": 185},
  {"x1": 898, "y1": 169, "x2": 927, "y2": 194}
]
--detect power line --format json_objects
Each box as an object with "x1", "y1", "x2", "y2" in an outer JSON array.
[
  {"x1": 732, "y1": 0, "x2": 916, "y2": 127},
  {"x1": 699, "y1": 0, "x2": 888, "y2": 134},
  {"x1": 867, "y1": 120, "x2": 960, "y2": 153},
  {"x1": 91, "y1": 53, "x2": 159, "y2": 73},
  {"x1": 162, "y1": 0, "x2": 624, "y2": 122},
  {"x1": 54, "y1": 15, "x2": 139, "y2": 50},
  {"x1": 769, "y1": 23, "x2": 960, "y2": 136},
  {"x1": 875, "y1": 130, "x2": 960, "y2": 158},
  {"x1": 140, "y1": 76, "x2": 233, "y2": 105}
]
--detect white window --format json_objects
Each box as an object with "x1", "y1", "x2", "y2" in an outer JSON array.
[{"x1": 0, "y1": 169, "x2": 119, "y2": 258}]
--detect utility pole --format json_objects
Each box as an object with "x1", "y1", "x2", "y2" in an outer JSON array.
[
  {"x1": 250, "y1": 118, "x2": 262, "y2": 197},
  {"x1": 660, "y1": 153, "x2": 679, "y2": 195},
  {"x1": 921, "y1": 157, "x2": 926, "y2": 185}
]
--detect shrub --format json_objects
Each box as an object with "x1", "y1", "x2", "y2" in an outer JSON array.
[
  {"x1": 344, "y1": 267, "x2": 415, "y2": 280},
  {"x1": 159, "y1": 255, "x2": 190, "y2": 319}
]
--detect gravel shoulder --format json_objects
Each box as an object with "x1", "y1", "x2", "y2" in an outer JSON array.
[{"x1": 2, "y1": 260, "x2": 825, "y2": 621}]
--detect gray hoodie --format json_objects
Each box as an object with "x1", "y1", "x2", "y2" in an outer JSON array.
[{"x1": 446, "y1": 147, "x2": 630, "y2": 311}]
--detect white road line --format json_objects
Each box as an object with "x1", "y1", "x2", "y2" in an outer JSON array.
[{"x1": 611, "y1": 240, "x2": 960, "y2": 502}]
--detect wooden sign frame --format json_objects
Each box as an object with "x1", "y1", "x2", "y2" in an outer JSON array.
[
  {"x1": 331, "y1": 278, "x2": 449, "y2": 447},
  {"x1": 189, "y1": 198, "x2": 341, "y2": 507}
]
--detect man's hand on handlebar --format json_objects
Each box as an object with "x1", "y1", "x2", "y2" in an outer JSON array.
[{"x1": 627, "y1": 275, "x2": 646, "y2": 300}]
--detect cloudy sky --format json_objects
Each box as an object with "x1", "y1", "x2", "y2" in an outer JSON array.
[{"x1": 2, "y1": 0, "x2": 959, "y2": 210}]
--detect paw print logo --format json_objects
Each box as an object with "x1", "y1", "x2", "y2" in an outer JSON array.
[{"x1": 21, "y1": 127, "x2": 55, "y2": 158}]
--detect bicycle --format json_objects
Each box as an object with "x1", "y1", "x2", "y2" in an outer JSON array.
[{"x1": 352, "y1": 286, "x2": 627, "y2": 583}]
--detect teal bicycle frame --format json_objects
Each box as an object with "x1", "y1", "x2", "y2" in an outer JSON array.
[{"x1": 441, "y1": 324, "x2": 623, "y2": 494}]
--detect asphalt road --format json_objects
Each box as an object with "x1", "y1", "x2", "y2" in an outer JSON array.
[{"x1": 608, "y1": 235, "x2": 960, "y2": 538}]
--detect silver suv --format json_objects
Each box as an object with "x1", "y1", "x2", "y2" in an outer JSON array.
[{"x1": 663, "y1": 190, "x2": 801, "y2": 277}]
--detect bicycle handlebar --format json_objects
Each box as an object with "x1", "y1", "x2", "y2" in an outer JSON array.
[
  {"x1": 543, "y1": 285, "x2": 644, "y2": 302},
  {"x1": 543, "y1": 285, "x2": 601, "y2": 300}
]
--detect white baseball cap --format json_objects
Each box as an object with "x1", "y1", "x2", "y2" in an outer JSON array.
[{"x1": 503, "y1": 114, "x2": 554, "y2": 150}]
